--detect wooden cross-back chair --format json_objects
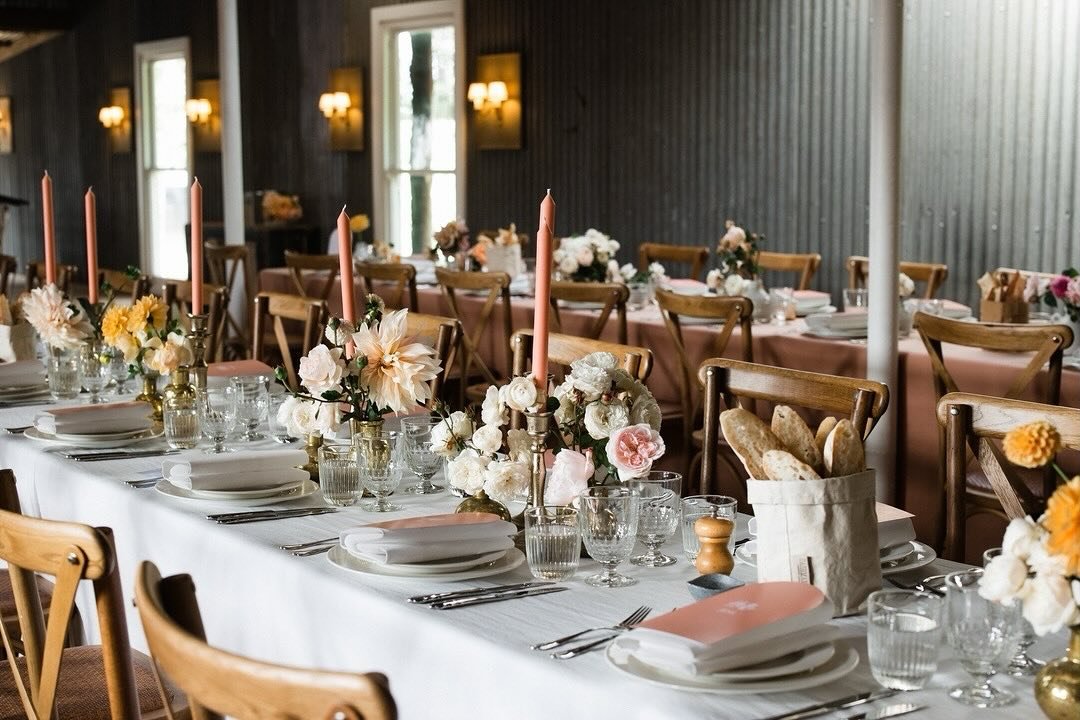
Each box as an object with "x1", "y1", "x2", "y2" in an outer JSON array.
[
  {"x1": 98, "y1": 269, "x2": 150, "y2": 304},
  {"x1": 435, "y1": 268, "x2": 513, "y2": 403},
  {"x1": 756, "y1": 251, "x2": 822, "y2": 291},
  {"x1": 357, "y1": 262, "x2": 418, "y2": 312},
  {"x1": 846, "y1": 255, "x2": 948, "y2": 299},
  {"x1": 404, "y1": 312, "x2": 460, "y2": 409},
  {"x1": 0, "y1": 255, "x2": 16, "y2": 298},
  {"x1": 26, "y1": 261, "x2": 78, "y2": 296},
  {"x1": 654, "y1": 287, "x2": 754, "y2": 479},
  {"x1": 162, "y1": 281, "x2": 228, "y2": 363},
  {"x1": 251, "y1": 291, "x2": 328, "y2": 391},
  {"x1": 0, "y1": 470, "x2": 180, "y2": 720},
  {"x1": 917, "y1": 313, "x2": 1074, "y2": 559},
  {"x1": 284, "y1": 251, "x2": 341, "y2": 304},
  {"x1": 637, "y1": 243, "x2": 709, "y2": 282},
  {"x1": 135, "y1": 561, "x2": 396, "y2": 720},
  {"x1": 549, "y1": 281, "x2": 629, "y2": 344},
  {"x1": 937, "y1": 393, "x2": 1080, "y2": 561},
  {"x1": 205, "y1": 243, "x2": 256, "y2": 356},
  {"x1": 698, "y1": 358, "x2": 890, "y2": 500}
]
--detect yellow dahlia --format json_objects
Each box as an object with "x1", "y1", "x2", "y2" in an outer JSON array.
[
  {"x1": 100, "y1": 305, "x2": 130, "y2": 346},
  {"x1": 1003, "y1": 421, "x2": 1060, "y2": 468},
  {"x1": 1044, "y1": 476, "x2": 1080, "y2": 575},
  {"x1": 127, "y1": 295, "x2": 167, "y2": 333}
]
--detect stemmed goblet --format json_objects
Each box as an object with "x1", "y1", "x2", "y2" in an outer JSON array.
[
  {"x1": 628, "y1": 471, "x2": 682, "y2": 567},
  {"x1": 231, "y1": 376, "x2": 269, "y2": 441},
  {"x1": 399, "y1": 416, "x2": 444, "y2": 494},
  {"x1": 197, "y1": 386, "x2": 237, "y2": 454},
  {"x1": 578, "y1": 486, "x2": 640, "y2": 588},
  {"x1": 80, "y1": 343, "x2": 109, "y2": 404},
  {"x1": 945, "y1": 568, "x2": 1021, "y2": 708},
  {"x1": 982, "y1": 547, "x2": 1044, "y2": 675}
]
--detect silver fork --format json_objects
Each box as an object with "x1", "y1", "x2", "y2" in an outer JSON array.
[
  {"x1": 278, "y1": 537, "x2": 338, "y2": 551},
  {"x1": 292, "y1": 545, "x2": 335, "y2": 557},
  {"x1": 531, "y1": 605, "x2": 651, "y2": 651}
]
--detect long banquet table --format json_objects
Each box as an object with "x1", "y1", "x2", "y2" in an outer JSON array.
[
  {"x1": 0, "y1": 401, "x2": 1063, "y2": 719},
  {"x1": 259, "y1": 267, "x2": 1080, "y2": 546}
]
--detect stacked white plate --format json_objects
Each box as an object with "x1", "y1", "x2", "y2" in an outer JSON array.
[
  {"x1": 802, "y1": 311, "x2": 868, "y2": 339},
  {"x1": 327, "y1": 544, "x2": 524, "y2": 582},
  {"x1": 792, "y1": 290, "x2": 833, "y2": 317},
  {"x1": 25, "y1": 425, "x2": 163, "y2": 449},
  {"x1": 155, "y1": 478, "x2": 319, "y2": 506}
]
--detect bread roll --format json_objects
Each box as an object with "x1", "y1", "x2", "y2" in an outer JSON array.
[
  {"x1": 719, "y1": 408, "x2": 785, "y2": 480},
  {"x1": 762, "y1": 449, "x2": 822, "y2": 481},
  {"x1": 823, "y1": 418, "x2": 865, "y2": 476},
  {"x1": 771, "y1": 405, "x2": 823, "y2": 473},
  {"x1": 815, "y1": 416, "x2": 838, "y2": 455}
]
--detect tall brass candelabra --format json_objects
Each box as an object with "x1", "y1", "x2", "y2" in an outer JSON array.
[{"x1": 187, "y1": 313, "x2": 209, "y2": 390}]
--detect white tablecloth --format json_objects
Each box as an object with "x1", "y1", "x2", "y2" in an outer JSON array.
[{"x1": 0, "y1": 400, "x2": 1062, "y2": 719}]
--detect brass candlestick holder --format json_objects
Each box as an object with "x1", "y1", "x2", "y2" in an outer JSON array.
[
  {"x1": 187, "y1": 313, "x2": 209, "y2": 390},
  {"x1": 513, "y1": 408, "x2": 552, "y2": 533}
]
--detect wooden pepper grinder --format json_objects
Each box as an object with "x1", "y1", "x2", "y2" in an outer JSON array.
[{"x1": 694, "y1": 512, "x2": 735, "y2": 575}]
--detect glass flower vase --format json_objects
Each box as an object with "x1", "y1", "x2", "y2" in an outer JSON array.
[{"x1": 46, "y1": 345, "x2": 81, "y2": 401}]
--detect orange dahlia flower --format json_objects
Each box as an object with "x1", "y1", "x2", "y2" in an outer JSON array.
[
  {"x1": 1043, "y1": 476, "x2": 1080, "y2": 575},
  {"x1": 1002, "y1": 421, "x2": 1061, "y2": 469}
]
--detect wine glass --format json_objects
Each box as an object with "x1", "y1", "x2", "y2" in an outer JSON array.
[
  {"x1": 982, "y1": 547, "x2": 1044, "y2": 676},
  {"x1": 80, "y1": 343, "x2": 109, "y2": 404},
  {"x1": 104, "y1": 347, "x2": 130, "y2": 395},
  {"x1": 267, "y1": 389, "x2": 297, "y2": 444},
  {"x1": 628, "y1": 471, "x2": 682, "y2": 567},
  {"x1": 231, "y1": 376, "x2": 269, "y2": 441},
  {"x1": 197, "y1": 386, "x2": 237, "y2": 454},
  {"x1": 945, "y1": 568, "x2": 1021, "y2": 707},
  {"x1": 578, "y1": 486, "x2": 640, "y2": 588},
  {"x1": 399, "y1": 416, "x2": 444, "y2": 494},
  {"x1": 356, "y1": 430, "x2": 402, "y2": 512}
]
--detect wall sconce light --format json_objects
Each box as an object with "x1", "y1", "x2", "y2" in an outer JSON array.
[
  {"x1": 0, "y1": 97, "x2": 11, "y2": 154},
  {"x1": 186, "y1": 98, "x2": 212, "y2": 124},
  {"x1": 470, "y1": 53, "x2": 522, "y2": 150},
  {"x1": 99, "y1": 87, "x2": 131, "y2": 154},
  {"x1": 321, "y1": 67, "x2": 363, "y2": 152}
]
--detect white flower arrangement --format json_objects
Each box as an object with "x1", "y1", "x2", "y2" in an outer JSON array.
[
  {"x1": 618, "y1": 262, "x2": 668, "y2": 286},
  {"x1": 898, "y1": 272, "x2": 915, "y2": 298},
  {"x1": 20, "y1": 284, "x2": 93, "y2": 351},
  {"x1": 706, "y1": 269, "x2": 756, "y2": 297},
  {"x1": 553, "y1": 229, "x2": 621, "y2": 283}
]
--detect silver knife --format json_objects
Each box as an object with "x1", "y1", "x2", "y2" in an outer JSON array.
[
  {"x1": 408, "y1": 581, "x2": 551, "y2": 604},
  {"x1": 210, "y1": 508, "x2": 338, "y2": 524},
  {"x1": 848, "y1": 703, "x2": 924, "y2": 720},
  {"x1": 431, "y1": 585, "x2": 567, "y2": 609},
  {"x1": 755, "y1": 689, "x2": 899, "y2": 720},
  {"x1": 65, "y1": 449, "x2": 178, "y2": 461}
]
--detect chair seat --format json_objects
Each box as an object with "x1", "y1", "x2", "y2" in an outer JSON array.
[
  {"x1": 0, "y1": 576, "x2": 54, "y2": 620},
  {"x1": 965, "y1": 466, "x2": 1048, "y2": 503},
  {"x1": 0, "y1": 646, "x2": 177, "y2": 720}
]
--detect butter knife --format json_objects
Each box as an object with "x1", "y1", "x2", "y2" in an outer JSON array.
[
  {"x1": 64, "y1": 449, "x2": 178, "y2": 461},
  {"x1": 848, "y1": 703, "x2": 924, "y2": 720},
  {"x1": 431, "y1": 585, "x2": 567, "y2": 609},
  {"x1": 210, "y1": 508, "x2": 337, "y2": 524},
  {"x1": 755, "y1": 689, "x2": 899, "y2": 720},
  {"x1": 408, "y1": 581, "x2": 550, "y2": 604}
]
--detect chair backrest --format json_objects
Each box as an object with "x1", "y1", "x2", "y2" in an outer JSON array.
[
  {"x1": 357, "y1": 262, "x2": 418, "y2": 312},
  {"x1": 654, "y1": 287, "x2": 754, "y2": 434},
  {"x1": 205, "y1": 243, "x2": 257, "y2": 350},
  {"x1": 26, "y1": 261, "x2": 78, "y2": 296},
  {"x1": 549, "y1": 281, "x2": 629, "y2": 343},
  {"x1": 98, "y1": 268, "x2": 150, "y2": 304},
  {"x1": 698, "y1": 358, "x2": 890, "y2": 497},
  {"x1": 510, "y1": 329, "x2": 653, "y2": 384},
  {"x1": 0, "y1": 469, "x2": 140, "y2": 720},
  {"x1": 637, "y1": 243, "x2": 708, "y2": 281},
  {"x1": 756, "y1": 251, "x2": 822, "y2": 291},
  {"x1": 251, "y1": 291, "x2": 328, "y2": 391},
  {"x1": 936, "y1": 392, "x2": 1080, "y2": 558},
  {"x1": 284, "y1": 251, "x2": 341, "y2": 303},
  {"x1": 404, "y1": 312, "x2": 459, "y2": 409},
  {"x1": 162, "y1": 281, "x2": 229, "y2": 363},
  {"x1": 0, "y1": 254, "x2": 16, "y2": 297},
  {"x1": 846, "y1": 255, "x2": 948, "y2": 299},
  {"x1": 435, "y1": 268, "x2": 513, "y2": 386},
  {"x1": 134, "y1": 561, "x2": 396, "y2": 720},
  {"x1": 915, "y1": 312, "x2": 1073, "y2": 405}
]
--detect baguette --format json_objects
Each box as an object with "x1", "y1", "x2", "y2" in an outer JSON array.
[
  {"x1": 762, "y1": 449, "x2": 822, "y2": 481},
  {"x1": 719, "y1": 408, "x2": 785, "y2": 480},
  {"x1": 823, "y1": 419, "x2": 865, "y2": 476},
  {"x1": 771, "y1": 405, "x2": 823, "y2": 473},
  {"x1": 815, "y1": 416, "x2": 838, "y2": 455}
]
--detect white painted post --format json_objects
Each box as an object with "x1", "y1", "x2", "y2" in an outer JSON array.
[{"x1": 218, "y1": 0, "x2": 246, "y2": 327}]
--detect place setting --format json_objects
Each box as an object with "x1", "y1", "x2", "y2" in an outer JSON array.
[
  {"x1": 155, "y1": 447, "x2": 318, "y2": 507},
  {"x1": 26, "y1": 399, "x2": 166, "y2": 454}
]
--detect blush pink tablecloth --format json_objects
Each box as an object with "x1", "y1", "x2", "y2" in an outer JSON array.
[{"x1": 259, "y1": 267, "x2": 1080, "y2": 547}]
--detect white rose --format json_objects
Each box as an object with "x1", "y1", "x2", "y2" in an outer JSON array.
[
  {"x1": 430, "y1": 411, "x2": 473, "y2": 458},
  {"x1": 584, "y1": 401, "x2": 630, "y2": 439},
  {"x1": 559, "y1": 256, "x2": 578, "y2": 275},
  {"x1": 620, "y1": 263, "x2": 636, "y2": 281},
  {"x1": 483, "y1": 459, "x2": 530, "y2": 505},
  {"x1": 1002, "y1": 517, "x2": 1044, "y2": 561},
  {"x1": 471, "y1": 424, "x2": 504, "y2": 456},
  {"x1": 286, "y1": 398, "x2": 321, "y2": 437},
  {"x1": 898, "y1": 272, "x2": 915, "y2": 298},
  {"x1": 978, "y1": 554, "x2": 1030, "y2": 606},
  {"x1": 446, "y1": 449, "x2": 489, "y2": 496},
  {"x1": 480, "y1": 385, "x2": 508, "y2": 427},
  {"x1": 553, "y1": 248, "x2": 567, "y2": 264},
  {"x1": 569, "y1": 352, "x2": 617, "y2": 401},
  {"x1": 324, "y1": 319, "x2": 355, "y2": 346},
  {"x1": 648, "y1": 262, "x2": 666, "y2": 280},
  {"x1": 298, "y1": 345, "x2": 346, "y2": 395},
  {"x1": 596, "y1": 249, "x2": 609, "y2": 264},
  {"x1": 1027, "y1": 541, "x2": 1069, "y2": 577},
  {"x1": 499, "y1": 376, "x2": 538, "y2": 412},
  {"x1": 1023, "y1": 573, "x2": 1080, "y2": 636},
  {"x1": 629, "y1": 394, "x2": 662, "y2": 430},
  {"x1": 607, "y1": 259, "x2": 622, "y2": 282},
  {"x1": 313, "y1": 403, "x2": 341, "y2": 436},
  {"x1": 506, "y1": 428, "x2": 531, "y2": 462},
  {"x1": 575, "y1": 246, "x2": 594, "y2": 267},
  {"x1": 723, "y1": 274, "x2": 746, "y2": 297},
  {"x1": 552, "y1": 381, "x2": 577, "y2": 426},
  {"x1": 543, "y1": 449, "x2": 594, "y2": 506},
  {"x1": 706, "y1": 269, "x2": 723, "y2": 291}
]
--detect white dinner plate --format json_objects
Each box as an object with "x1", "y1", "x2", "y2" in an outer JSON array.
[
  {"x1": 669, "y1": 285, "x2": 709, "y2": 297},
  {"x1": 560, "y1": 300, "x2": 605, "y2": 310},
  {"x1": 327, "y1": 545, "x2": 524, "y2": 581},
  {"x1": 25, "y1": 426, "x2": 163, "y2": 449},
  {"x1": 155, "y1": 478, "x2": 319, "y2": 505},
  {"x1": 605, "y1": 644, "x2": 859, "y2": 695},
  {"x1": 350, "y1": 548, "x2": 510, "y2": 575},
  {"x1": 0, "y1": 383, "x2": 49, "y2": 399},
  {"x1": 801, "y1": 326, "x2": 867, "y2": 339},
  {"x1": 181, "y1": 480, "x2": 307, "y2": 501},
  {"x1": 737, "y1": 540, "x2": 935, "y2": 578},
  {"x1": 795, "y1": 304, "x2": 837, "y2": 318},
  {"x1": 879, "y1": 542, "x2": 915, "y2": 565},
  {"x1": 53, "y1": 426, "x2": 155, "y2": 443}
]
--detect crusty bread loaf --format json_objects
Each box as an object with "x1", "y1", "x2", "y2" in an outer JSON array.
[
  {"x1": 771, "y1": 405, "x2": 823, "y2": 473},
  {"x1": 719, "y1": 408, "x2": 785, "y2": 480},
  {"x1": 815, "y1": 416, "x2": 838, "y2": 455},
  {"x1": 762, "y1": 449, "x2": 822, "y2": 481},
  {"x1": 823, "y1": 418, "x2": 865, "y2": 476}
]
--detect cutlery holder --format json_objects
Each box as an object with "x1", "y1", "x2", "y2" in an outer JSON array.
[
  {"x1": 979, "y1": 298, "x2": 1029, "y2": 324},
  {"x1": 746, "y1": 469, "x2": 881, "y2": 616}
]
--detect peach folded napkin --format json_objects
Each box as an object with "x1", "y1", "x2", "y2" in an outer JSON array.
[
  {"x1": 877, "y1": 502, "x2": 916, "y2": 549},
  {"x1": 340, "y1": 512, "x2": 517, "y2": 565},
  {"x1": 792, "y1": 290, "x2": 831, "y2": 313},
  {"x1": 162, "y1": 449, "x2": 309, "y2": 491},
  {"x1": 206, "y1": 360, "x2": 274, "y2": 388},
  {"x1": 609, "y1": 581, "x2": 835, "y2": 675},
  {"x1": 0, "y1": 360, "x2": 46, "y2": 388},
  {"x1": 35, "y1": 401, "x2": 152, "y2": 435}
]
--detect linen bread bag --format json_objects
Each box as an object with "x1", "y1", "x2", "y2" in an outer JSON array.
[{"x1": 721, "y1": 407, "x2": 881, "y2": 615}]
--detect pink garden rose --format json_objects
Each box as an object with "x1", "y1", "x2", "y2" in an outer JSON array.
[
  {"x1": 543, "y1": 449, "x2": 594, "y2": 506},
  {"x1": 1064, "y1": 277, "x2": 1080, "y2": 306},
  {"x1": 1049, "y1": 275, "x2": 1070, "y2": 299},
  {"x1": 605, "y1": 423, "x2": 665, "y2": 481}
]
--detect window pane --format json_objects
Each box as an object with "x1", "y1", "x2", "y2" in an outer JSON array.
[
  {"x1": 151, "y1": 57, "x2": 187, "y2": 170},
  {"x1": 393, "y1": 27, "x2": 455, "y2": 172},
  {"x1": 147, "y1": 169, "x2": 190, "y2": 278},
  {"x1": 388, "y1": 172, "x2": 457, "y2": 257}
]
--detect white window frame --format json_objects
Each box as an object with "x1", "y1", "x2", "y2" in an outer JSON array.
[
  {"x1": 370, "y1": 0, "x2": 466, "y2": 250},
  {"x1": 133, "y1": 36, "x2": 192, "y2": 275}
]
